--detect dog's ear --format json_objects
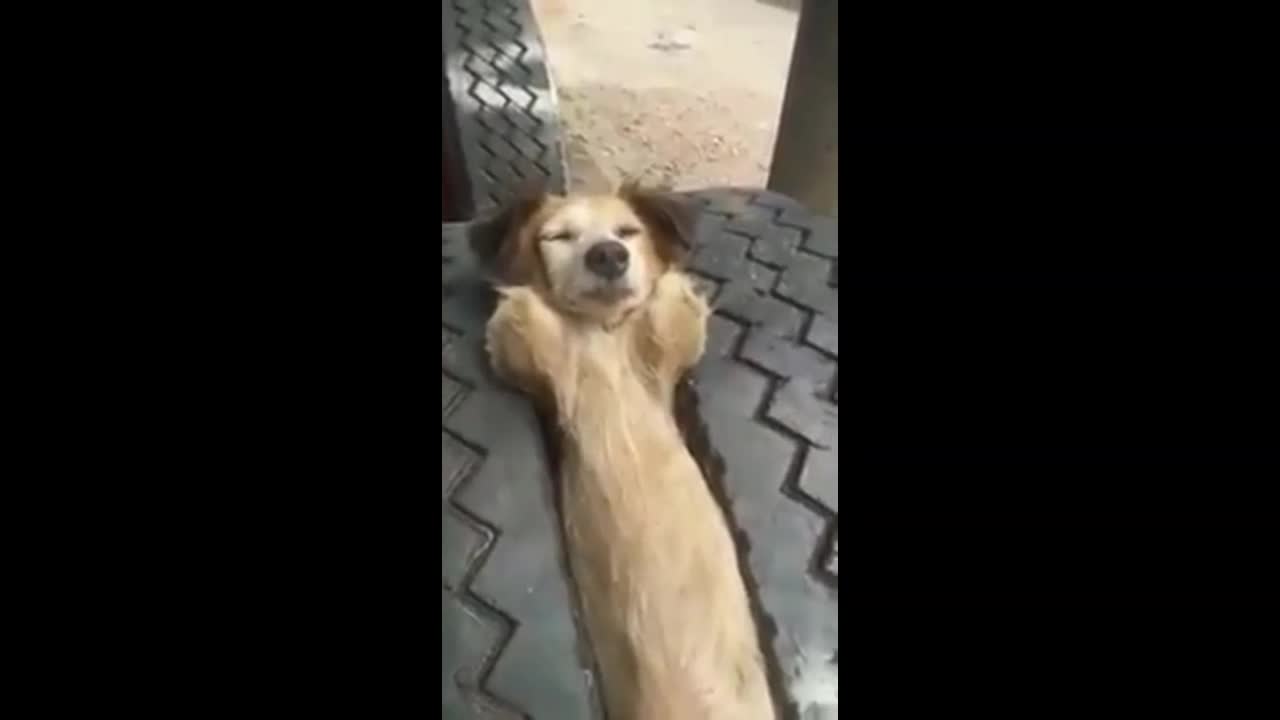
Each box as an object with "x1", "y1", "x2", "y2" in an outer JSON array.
[
  {"x1": 619, "y1": 182, "x2": 698, "y2": 266},
  {"x1": 468, "y1": 181, "x2": 548, "y2": 286}
]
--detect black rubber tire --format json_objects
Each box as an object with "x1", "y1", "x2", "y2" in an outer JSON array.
[
  {"x1": 442, "y1": 222, "x2": 597, "y2": 720},
  {"x1": 440, "y1": 190, "x2": 839, "y2": 719},
  {"x1": 442, "y1": 0, "x2": 569, "y2": 219},
  {"x1": 680, "y1": 189, "x2": 839, "y2": 719}
]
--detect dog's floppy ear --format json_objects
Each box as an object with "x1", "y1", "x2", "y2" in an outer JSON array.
[
  {"x1": 468, "y1": 181, "x2": 548, "y2": 286},
  {"x1": 619, "y1": 182, "x2": 698, "y2": 266}
]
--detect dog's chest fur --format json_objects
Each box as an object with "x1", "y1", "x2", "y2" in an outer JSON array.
[{"x1": 554, "y1": 325, "x2": 774, "y2": 720}]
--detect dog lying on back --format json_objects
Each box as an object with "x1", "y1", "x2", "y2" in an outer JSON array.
[{"x1": 472, "y1": 184, "x2": 776, "y2": 720}]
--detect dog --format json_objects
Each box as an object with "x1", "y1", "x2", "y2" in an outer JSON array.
[{"x1": 472, "y1": 183, "x2": 776, "y2": 720}]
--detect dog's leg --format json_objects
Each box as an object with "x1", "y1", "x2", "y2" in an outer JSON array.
[
  {"x1": 635, "y1": 271, "x2": 710, "y2": 388},
  {"x1": 484, "y1": 287, "x2": 570, "y2": 400}
]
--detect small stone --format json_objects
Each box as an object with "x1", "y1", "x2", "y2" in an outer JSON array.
[{"x1": 649, "y1": 28, "x2": 697, "y2": 52}]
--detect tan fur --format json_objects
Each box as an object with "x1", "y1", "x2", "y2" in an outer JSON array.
[{"x1": 483, "y1": 192, "x2": 775, "y2": 720}]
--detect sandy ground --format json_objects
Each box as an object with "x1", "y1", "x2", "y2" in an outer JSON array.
[{"x1": 531, "y1": 0, "x2": 800, "y2": 192}]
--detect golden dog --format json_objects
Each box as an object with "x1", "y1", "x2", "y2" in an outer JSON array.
[{"x1": 472, "y1": 184, "x2": 776, "y2": 720}]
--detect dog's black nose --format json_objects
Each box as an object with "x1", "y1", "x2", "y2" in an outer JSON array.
[{"x1": 585, "y1": 241, "x2": 630, "y2": 280}]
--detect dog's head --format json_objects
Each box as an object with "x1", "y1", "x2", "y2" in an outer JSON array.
[{"x1": 469, "y1": 182, "x2": 698, "y2": 324}]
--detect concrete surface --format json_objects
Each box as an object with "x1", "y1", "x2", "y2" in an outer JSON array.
[{"x1": 531, "y1": 0, "x2": 800, "y2": 191}]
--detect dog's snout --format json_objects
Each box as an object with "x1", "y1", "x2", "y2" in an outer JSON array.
[{"x1": 585, "y1": 241, "x2": 630, "y2": 280}]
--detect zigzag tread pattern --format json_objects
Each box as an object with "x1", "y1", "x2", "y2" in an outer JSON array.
[
  {"x1": 444, "y1": 0, "x2": 568, "y2": 213},
  {"x1": 680, "y1": 188, "x2": 840, "y2": 714},
  {"x1": 441, "y1": 226, "x2": 594, "y2": 720}
]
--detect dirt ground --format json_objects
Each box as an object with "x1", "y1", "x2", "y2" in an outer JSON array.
[{"x1": 531, "y1": 0, "x2": 800, "y2": 192}]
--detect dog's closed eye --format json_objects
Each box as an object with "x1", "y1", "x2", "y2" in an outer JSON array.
[
  {"x1": 615, "y1": 225, "x2": 642, "y2": 238},
  {"x1": 542, "y1": 230, "x2": 574, "y2": 242}
]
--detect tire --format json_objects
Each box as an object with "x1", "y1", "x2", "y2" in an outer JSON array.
[
  {"x1": 442, "y1": 222, "x2": 597, "y2": 720},
  {"x1": 440, "y1": 189, "x2": 839, "y2": 719},
  {"x1": 442, "y1": 0, "x2": 569, "y2": 219},
  {"x1": 680, "y1": 189, "x2": 839, "y2": 719}
]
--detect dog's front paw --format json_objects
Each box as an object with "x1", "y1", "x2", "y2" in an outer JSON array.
[
  {"x1": 662, "y1": 272, "x2": 709, "y2": 360},
  {"x1": 485, "y1": 287, "x2": 564, "y2": 392},
  {"x1": 653, "y1": 270, "x2": 709, "y2": 307},
  {"x1": 638, "y1": 272, "x2": 710, "y2": 378}
]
